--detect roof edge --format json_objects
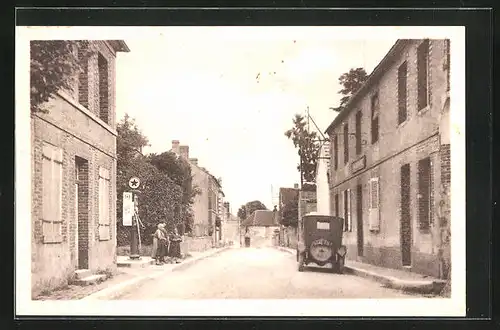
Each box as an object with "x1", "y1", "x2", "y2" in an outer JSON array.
[
  {"x1": 325, "y1": 39, "x2": 410, "y2": 135},
  {"x1": 108, "y1": 40, "x2": 130, "y2": 52}
]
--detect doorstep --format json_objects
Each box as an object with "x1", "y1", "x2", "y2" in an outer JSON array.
[{"x1": 117, "y1": 256, "x2": 156, "y2": 268}]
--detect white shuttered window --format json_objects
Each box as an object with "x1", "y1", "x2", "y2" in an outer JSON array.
[
  {"x1": 369, "y1": 177, "x2": 380, "y2": 232},
  {"x1": 98, "y1": 167, "x2": 111, "y2": 240},
  {"x1": 42, "y1": 142, "x2": 63, "y2": 243}
]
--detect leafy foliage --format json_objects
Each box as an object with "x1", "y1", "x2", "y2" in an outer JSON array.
[
  {"x1": 280, "y1": 196, "x2": 299, "y2": 228},
  {"x1": 117, "y1": 114, "x2": 149, "y2": 169},
  {"x1": 285, "y1": 114, "x2": 321, "y2": 184},
  {"x1": 237, "y1": 205, "x2": 247, "y2": 221},
  {"x1": 116, "y1": 157, "x2": 183, "y2": 246},
  {"x1": 30, "y1": 40, "x2": 95, "y2": 114},
  {"x1": 147, "y1": 152, "x2": 201, "y2": 234},
  {"x1": 331, "y1": 67, "x2": 368, "y2": 112},
  {"x1": 237, "y1": 200, "x2": 268, "y2": 220},
  {"x1": 116, "y1": 115, "x2": 183, "y2": 245}
]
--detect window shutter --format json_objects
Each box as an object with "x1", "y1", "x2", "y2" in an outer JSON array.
[
  {"x1": 347, "y1": 189, "x2": 352, "y2": 232},
  {"x1": 41, "y1": 143, "x2": 63, "y2": 243},
  {"x1": 98, "y1": 167, "x2": 111, "y2": 240},
  {"x1": 369, "y1": 177, "x2": 380, "y2": 232}
]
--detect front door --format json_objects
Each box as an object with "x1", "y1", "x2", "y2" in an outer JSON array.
[
  {"x1": 356, "y1": 184, "x2": 364, "y2": 257},
  {"x1": 75, "y1": 157, "x2": 89, "y2": 270},
  {"x1": 400, "y1": 163, "x2": 412, "y2": 266}
]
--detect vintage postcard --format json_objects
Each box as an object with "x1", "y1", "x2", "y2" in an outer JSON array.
[{"x1": 15, "y1": 24, "x2": 465, "y2": 317}]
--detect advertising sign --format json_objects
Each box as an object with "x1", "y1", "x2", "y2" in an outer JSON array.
[{"x1": 123, "y1": 192, "x2": 134, "y2": 226}]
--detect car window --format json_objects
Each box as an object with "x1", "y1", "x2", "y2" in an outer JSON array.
[{"x1": 317, "y1": 222, "x2": 330, "y2": 230}]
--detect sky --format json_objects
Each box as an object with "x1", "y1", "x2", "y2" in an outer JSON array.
[{"x1": 114, "y1": 28, "x2": 397, "y2": 213}]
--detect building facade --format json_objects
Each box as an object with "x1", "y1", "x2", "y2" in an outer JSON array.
[
  {"x1": 171, "y1": 141, "x2": 225, "y2": 242},
  {"x1": 241, "y1": 210, "x2": 280, "y2": 248},
  {"x1": 31, "y1": 40, "x2": 130, "y2": 296},
  {"x1": 326, "y1": 39, "x2": 451, "y2": 278}
]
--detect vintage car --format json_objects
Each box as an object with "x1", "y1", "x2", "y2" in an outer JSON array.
[{"x1": 296, "y1": 212, "x2": 347, "y2": 273}]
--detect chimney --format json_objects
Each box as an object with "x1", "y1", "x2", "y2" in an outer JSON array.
[
  {"x1": 179, "y1": 145, "x2": 189, "y2": 159},
  {"x1": 189, "y1": 158, "x2": 198, "y2": 166},
  {"x1": 293, "y1": 183, "x2": 299, "y2": 189},
  {"x1": 171, "y1": 140, "x2": 180, "y2": 155}
]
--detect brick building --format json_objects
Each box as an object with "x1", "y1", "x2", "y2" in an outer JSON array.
[
  {"x1": 325, "y1": 39, "x2": 451, "y2": 278},
  {"x1": 31, "y1": 40, "x2": 130, "y2": 296}
]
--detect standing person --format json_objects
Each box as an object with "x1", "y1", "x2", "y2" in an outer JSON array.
[
  {"x1": 160, "y1": 221, "x2": 169, "y2": 263},
  {"x1": 169, "y1": 227, "x2": 183, "y2": 263},
  {"x1": 151, "y1": 223, "x2": 166, "y2": 265}
]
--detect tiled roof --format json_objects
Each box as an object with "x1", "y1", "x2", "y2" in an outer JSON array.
[{"x1": 241, "y1": 210, "x2": 279, "y2": 227}]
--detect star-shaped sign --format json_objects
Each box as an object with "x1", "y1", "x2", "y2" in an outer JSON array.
[{"x1": 128, "y1": 177, "x2": 141, "y2": 189}]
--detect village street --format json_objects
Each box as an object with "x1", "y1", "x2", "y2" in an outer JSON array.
[{"x1": 110, "y1": 247, "x2": 412, "y2": 300}]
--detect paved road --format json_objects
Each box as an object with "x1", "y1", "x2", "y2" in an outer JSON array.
[{"x1": 115, "y1": 247, "x2": 413, "y2": 299}]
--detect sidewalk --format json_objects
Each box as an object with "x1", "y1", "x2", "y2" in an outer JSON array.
[
  {"x1": 82, "y1": 246, "x2": 232, "y2": 300},
  {"x1": 274, "y1": 246, "x2": 446, "y2": 295}
]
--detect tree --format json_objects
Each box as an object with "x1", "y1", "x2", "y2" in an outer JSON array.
[
  {"x1": 116, "y1": 157, "x2": 183, "y2": 246},
  {"x1": 30, "y1": 40, "x2": 95, "y2": 114},
  {"x1": 281, "y1": 196, "x2": 299, "y2": 228},
  {"x1": 116, "y1": 115, "x2": 183, "y2": 245},
  {"x1": 331, "y1": 67, "x2": 368, "y2": 112},
  {"x1": 237, "y1": 205, "x2": 247, "y2": 221},
  {"x1": 285, "y1": 114, "x2": 321, "y2": 184},
  {"x1": 117, "y1": 114, "x2": 149, "y2": 170},
  {"x1": 147, "y1": 152, "x2": 201, "y2": 234},
  {"x1": 243, "y1": 200, "x2": 268, "y2": 218}
]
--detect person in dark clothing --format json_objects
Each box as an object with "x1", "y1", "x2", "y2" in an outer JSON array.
[
  {"x1": 152, "y1": 223, "x2": 167, "y2": 265},
  {"x1": 159, "y1": 222, "x2": 169, "y2": 263},
  {"x1": 169, "y1": 227, "x2": 182, "y2": 263}
]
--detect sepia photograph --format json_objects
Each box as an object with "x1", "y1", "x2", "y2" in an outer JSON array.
[{"x1": 15, "y1": 24, "x2": 466, "y2": 317}]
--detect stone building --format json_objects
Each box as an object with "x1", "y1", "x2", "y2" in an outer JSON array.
[
  {"x1": 31, "y1": 40, "x2": 130, "y2": 296},
  {"x1": 325, "y1": 39, "x2": 451, "y2": 278},
  {"x1": 170, "y1": 141, "x2": 225, "y2": 244}
]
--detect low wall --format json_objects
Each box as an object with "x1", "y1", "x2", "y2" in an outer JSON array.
[
  {"x1": 281, "y1": 227, "x2": 298, "y2": 249},
  {"x1": 117, "y1": 235, "x2": 214, "y2": 257},
  {"x1": 180, "y1": 236, "x2": 213, "y2": 254}
]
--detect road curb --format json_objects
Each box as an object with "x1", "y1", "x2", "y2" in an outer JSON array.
[
  {"x1": 275, "y1": 246, "x2": 444, "y2": 295},
  {"x1": 82, "y1": 247, "x2": 231, "y2": 300},
  {"x1": 344, "y1": 265, "x2": 447, "y2": 295}
]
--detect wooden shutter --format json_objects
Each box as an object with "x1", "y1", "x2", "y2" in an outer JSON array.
[
  {"x1": 398, "y1": 61, "x2": 408, "y2": 124},
  {"x1": 41, "y1": 143, "x2": 63, "y2": 243},
  {"x1": 98, "y1": 167, "x2": 111, "y2": 240},
  {"x1": 369, "y1": 177, "x2": 380, "y2": 232},
  {"x1": 346, "y1": 189, "x2": 352, "y2": 232}
]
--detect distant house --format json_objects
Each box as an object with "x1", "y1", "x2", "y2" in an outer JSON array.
[
  {"x1": 170, "y1": 141, "x2": 225, "y2": 242},
  {"x1": 241, "y1": 210, "x2": 280, "y2": 247}
]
